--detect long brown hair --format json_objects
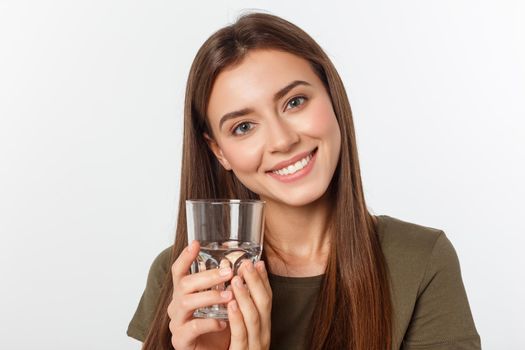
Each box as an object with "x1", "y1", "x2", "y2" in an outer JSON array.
[{"x1": 143, "y1": 12, "x2": 392, "y2": 350}]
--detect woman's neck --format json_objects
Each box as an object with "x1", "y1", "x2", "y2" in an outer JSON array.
[{"x1": 261, "y1": 195, "x2": 332, "y2": 277}]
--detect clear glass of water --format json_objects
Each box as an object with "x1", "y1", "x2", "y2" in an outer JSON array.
[{"x1": 186, "y1": 199, "x2": 265, "y2": 319}]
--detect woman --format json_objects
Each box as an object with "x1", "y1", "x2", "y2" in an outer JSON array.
[{"x1": 127, "y1": 12, "x2": 481, "y2": 350}]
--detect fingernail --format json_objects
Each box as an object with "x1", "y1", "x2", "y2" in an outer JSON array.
[
  {"x1": 234, "y1": 276, "x2": 244, "y2": 288},
  {"x1": 230, "y1": 300, "x2": 238, "y2": 312},
  {"x1": 219, "y1": 320, "x2": 227, "y2": 328},
  {"x1": 219, "y1": 258, "x2": 231, "y2": 269},
  {"x1": 187, "y1": 241, "x2": 196, "y2": 253},
  {"x1": 220, "y1": 290, "x2": 232, "y2": 299},
  {"x1": 256, "y1": 260, "x2": 265, "y2": 271},
  {"x1": 219, "y1": 267, "x2": 232, "y2": 276},
  {"x1": 245, "y1": 260, "x2": 254, "y2": 272}
]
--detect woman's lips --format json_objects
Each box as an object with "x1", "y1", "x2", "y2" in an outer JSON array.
[
  {"x1": 267, "y1": 148, "x2": 317, "y2": 172},
  {"x1": 266, "y1": 148, "x2": 317, "y2": 183}
]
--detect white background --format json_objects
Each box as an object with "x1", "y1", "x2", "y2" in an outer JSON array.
[{"x1": 1, "y1": 1, "x2": 523, "y2": 349}]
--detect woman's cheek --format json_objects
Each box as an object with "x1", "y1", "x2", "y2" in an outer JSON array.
[
  {"x1": 222, "y1": 138, "x2": 264, "y2": 172},
  {"x1": 298, "y1": 99, "x2": 338, "y2": 137}
]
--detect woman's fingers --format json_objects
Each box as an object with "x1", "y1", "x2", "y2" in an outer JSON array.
[
  {"x1": 232, "y1": 274, "x2": 263, "y2": 349},
  {"x1": 168, "y1": 241, "x2": 200, "y2": 328},
  {"x1": 170, "y1": 267, "x2": 234, "y2": 324},
  {"x1": 171, "y1": 240, "x2": 200, "y2": 282},
  {"x1": 169, "y1": 289, "x2": 234, "y2": 324},
  {"x1": 255, "y1": 260, "x2": 272, "y2": 296},
  {"x1": 237, "y1": 260, "x2": 272, "y2": 348},
  {"x1": 228, "y1": 300, "x2": 248, "y2": 350},
  {"x1": 241, "y1": 260, "x2": 272, "y2": 312},
  {"x1": 168, "y1": 240, "x2": 234, "y2": 323},
  {"x1": 170, "y1": 318, "x2": 227, "y2": 349},
  {"x1": 236, "y1": 260, "x2": 272, "y2": 320},
  {"x1": 178, "y1": 265, "x2": 233, "y2": 294},
  {"x1": 167, "y1": 241, "x2": 236, "y2": 349},
  {"x1": 171, "y1": 241, "x2": 233, "y2": 296}
]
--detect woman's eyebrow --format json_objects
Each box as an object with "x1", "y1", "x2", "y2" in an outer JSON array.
[
  {"x1": 273, "y1": 80, "x2": 311, "y2": 102},
  {"x1": 219, "y1": 107, "x2": 253, "y2": 130},
  {"x1": 218, "y1": 80, "x2": 311, "y2": 130}
]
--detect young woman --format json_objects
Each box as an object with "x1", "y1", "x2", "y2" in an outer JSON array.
[{"x1": 128, "y1": 12, "x2": 481, "y2": 350}]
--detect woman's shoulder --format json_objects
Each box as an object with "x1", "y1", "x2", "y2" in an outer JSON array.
[
  {"x1": 375, "y1": 214, "x2": 445, "y2": 259},
  {"x1": 145, "y1": 246, "x2": 173, "y2": 285},
  {"x1": 374, "y1": 214, "x2": 458, "y2": 298},
  {"x1": 374, "y1": 215, "x2": 480, "y2": 348},
  {"x1": 127, "y1": 246, "x2": 173, "y2": 341}
]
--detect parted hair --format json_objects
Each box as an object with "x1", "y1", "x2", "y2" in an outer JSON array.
[{"x1": 142, "y1": 12, "x2": 392, "y2": 350}]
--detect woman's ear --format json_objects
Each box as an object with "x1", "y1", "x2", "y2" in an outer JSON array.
[{"x1": 203, "y1": 133, "x2": 232, "y2": 171}]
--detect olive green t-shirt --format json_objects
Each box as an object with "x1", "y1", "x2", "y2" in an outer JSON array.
[{"x1": 127, "y1": 215, "x2": 481, "y2": 349}]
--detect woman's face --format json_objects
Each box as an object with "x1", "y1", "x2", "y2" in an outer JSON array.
[{"x1": 206, "y1": 49, "x2": 341, "y2": 207}]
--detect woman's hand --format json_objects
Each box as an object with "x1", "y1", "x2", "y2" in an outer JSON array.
[
  {"x1": 227, "y1": 259, "x2": 272, "y2": 350},
  {"x1": 168, "y1": 240, "x2": 234, "y2": 350}
]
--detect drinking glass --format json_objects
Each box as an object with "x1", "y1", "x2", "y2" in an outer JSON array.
[{"x1": 186, "y1": 199, "x2": 265, "y2": 319}]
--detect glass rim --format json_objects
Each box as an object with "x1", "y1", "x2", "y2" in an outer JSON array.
[{"x1": 186, "y1": 199, "x2": 265, "y2": 205}]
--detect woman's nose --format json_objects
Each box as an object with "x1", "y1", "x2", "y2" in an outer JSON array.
[{"x1": 266, "y1": 117, "x2": 300, "y2": 153}]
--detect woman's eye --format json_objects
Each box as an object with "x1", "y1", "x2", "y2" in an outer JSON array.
[
  {"x1": 232, "y1": 122, "x2": 254, "y2": 136},
  {"x1": 285, "y1": 96, "x2": 307, "y2": 110}
]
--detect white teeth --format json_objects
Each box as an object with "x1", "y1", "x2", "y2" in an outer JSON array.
[{"x1": 272, "y1": 151, "x2": 314, "y2": 176}]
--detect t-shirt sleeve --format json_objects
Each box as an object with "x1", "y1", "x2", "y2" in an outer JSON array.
[
  {"x1": 127, "y1": 247, "x2": 172, "y2": 342},
  {"x1": 401, "y1": 232, "x2": 481, "y2": 350}
]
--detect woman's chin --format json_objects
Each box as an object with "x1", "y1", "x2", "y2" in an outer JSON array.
[{"x1": 266, "y1": 188, "x2": 329, "y2": 208}]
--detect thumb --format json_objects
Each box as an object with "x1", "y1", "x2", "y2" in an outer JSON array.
[{"x1": 171, "y1": 240, "x2": 200, "y2": 280}]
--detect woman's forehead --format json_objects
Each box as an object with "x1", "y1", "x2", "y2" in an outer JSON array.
[
  {"x1": 215, "y1": 49, "x2": 314, "y2": 86},
  {"x1": 207, "y1": 49, "x2": 319, "y2": 119}
]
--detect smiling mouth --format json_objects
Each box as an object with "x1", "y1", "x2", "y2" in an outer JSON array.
[{"x1": 268, "y1": 147, "x2": 318, "y2": 176}]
